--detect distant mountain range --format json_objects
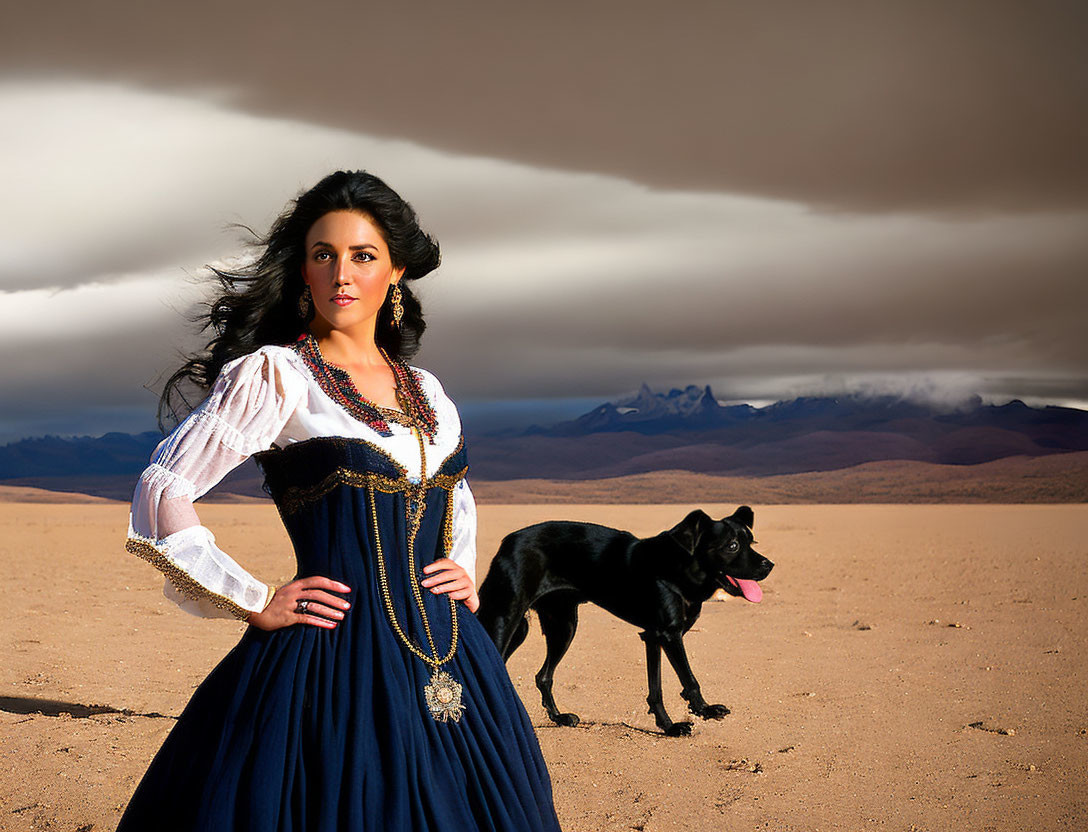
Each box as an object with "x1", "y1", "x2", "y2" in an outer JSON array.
[
  {"x1": 474, "y1": 385, "x2": 1088, "y2": 481},
  {"x1": 1, "y1": 385, "x2": 1085, "y2": 500}
]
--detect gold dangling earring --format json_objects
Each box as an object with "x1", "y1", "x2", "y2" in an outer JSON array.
[
  {"x1": 391, "y1": 282, "x2": 404, "y2": 328},
  {"x1": 298, "y1": 285, "x2": 312, "y2": 319}
]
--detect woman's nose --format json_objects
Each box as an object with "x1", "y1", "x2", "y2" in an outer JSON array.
[{"x1": 333, "y1": 256, "x2": 351, "y2": 285}]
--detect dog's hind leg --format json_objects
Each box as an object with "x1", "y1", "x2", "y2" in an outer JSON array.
[
  {"x1": 503, "y1": 615, "x2": 530, "y2": 660},
  {"x1": 640, "y1": 633, "x2": 692, "y2": 737},
  {"x1": 534, "y1": 593, "x2": 581, "y2": 727},
  {"x1": 479, "y1": 609, "x2": 530, "y2": 662},
  {"x1": 476, "y1": 562, "x2": 532, "y2": 660},
  {"x1": 659, "y1": 635, "x2": 730, "y2": 721}
]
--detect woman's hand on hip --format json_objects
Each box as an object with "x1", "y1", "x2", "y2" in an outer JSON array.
[
  {"x1": 246, "y1": 576, "x2": 352, "y2": 631},
  {"x1": 421, "y1": 558, "x2": 479, "y2": 613}
]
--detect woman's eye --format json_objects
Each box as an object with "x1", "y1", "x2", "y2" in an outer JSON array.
[{"x1": 312, "y1": 251, "x2": 374, "y2": 262}]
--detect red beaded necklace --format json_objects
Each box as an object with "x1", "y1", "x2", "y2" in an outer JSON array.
[{"x1": 289, "y1": 332, "x2": 438, "y2": 442}]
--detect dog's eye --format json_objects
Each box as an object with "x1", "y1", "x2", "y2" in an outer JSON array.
[{"x1": 726, "y1": 540, "x2": 739, "y2": 553}]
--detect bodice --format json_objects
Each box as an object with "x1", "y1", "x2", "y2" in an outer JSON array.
[{"x1": 255, "y1": 434, "x2": 469, "y2": 518}]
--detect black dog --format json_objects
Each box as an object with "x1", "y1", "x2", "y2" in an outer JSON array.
[{"x1": 475, "y1": 506, "x2": 773, "y2": 736}]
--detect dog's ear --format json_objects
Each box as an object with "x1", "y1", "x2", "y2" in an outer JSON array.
[
  {"x1": 667, "y1": 508, "x2": 711, "y2": 554},
  {"x1": 729, "y1": 505, "x2": 754, "y2": 530}
]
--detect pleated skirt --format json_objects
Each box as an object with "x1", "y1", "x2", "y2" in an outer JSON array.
[{"x1": 117, "y1": 483, "x2": 562, "y2": 832}]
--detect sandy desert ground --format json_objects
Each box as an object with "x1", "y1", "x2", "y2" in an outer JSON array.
[{"x1": 0, "y1": 496, "x2": 1085, "y2": 831}]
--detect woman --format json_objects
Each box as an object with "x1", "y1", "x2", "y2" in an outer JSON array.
[{"x1": 118, "y1": 170, "x2": 563, "y2": 831}]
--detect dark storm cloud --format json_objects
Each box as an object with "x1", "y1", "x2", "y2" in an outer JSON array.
[
  {"x1": 2, "y1": 0, "x2": 1085, "y2": 215},
  {"x1": 417, "y1": 206, "x2": 1088, "y2": 401},
  {"x1": 454, "y1": 216, "x2": 1088, "y2": 357}
]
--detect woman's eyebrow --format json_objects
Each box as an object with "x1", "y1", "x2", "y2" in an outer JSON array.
[{"x1": 310, "y1": 241, "x2": 379, "y2": 251}]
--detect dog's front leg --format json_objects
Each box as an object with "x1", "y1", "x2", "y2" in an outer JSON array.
[
  {"x1": 639, "y1": 633, "x2": 692, "y2": 737},
  {"x1": 660, "y1": 635, "x2": 730, "y2": 721}
]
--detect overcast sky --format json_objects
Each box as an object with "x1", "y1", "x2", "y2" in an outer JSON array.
[{"x1": 1, "y1": 1, "x2": 1086, "y2": 444}]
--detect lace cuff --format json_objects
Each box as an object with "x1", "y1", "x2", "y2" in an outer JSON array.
[{"x1": 125, "y1": 519, "x2": 274, "y2": 621}]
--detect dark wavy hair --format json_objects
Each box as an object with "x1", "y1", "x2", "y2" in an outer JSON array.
[{"x1": 156, "y1": 170, "x2": 441, "y2": 431}]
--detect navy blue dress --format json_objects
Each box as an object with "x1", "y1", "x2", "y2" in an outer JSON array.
[{"x1": 116, "y1": 435, "x2": 562, "y2": 831}]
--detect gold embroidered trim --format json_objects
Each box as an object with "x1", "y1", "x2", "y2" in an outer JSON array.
[
  {"x1": 443, "y1": 486, "x2": 455, "y2": 559},
  {"x1": 275, "y1": 465, "x2": 468, "y2": 515},
  {"x1": 124, "y1": 535, "x2": 255, "y2": 621}
]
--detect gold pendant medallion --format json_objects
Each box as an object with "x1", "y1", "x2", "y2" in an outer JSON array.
[
  {"x1": 367, "y1": 423, "x2": 465, "y2": 724},
  {"x1": 423, "y1": 668, "x2": 466, "y2": 723}
]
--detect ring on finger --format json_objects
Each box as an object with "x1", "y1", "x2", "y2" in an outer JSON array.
[{"x1": 295, "y1": 598, "x2": 310, "y2": 614}]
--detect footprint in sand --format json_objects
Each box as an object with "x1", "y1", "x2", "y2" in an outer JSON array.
[
  {"x1": 722, "y1": 758, "x2": 763, "y2": 773},
  {"x1": 967, "y1": 720, "x2": 1016, "y2": 736}
]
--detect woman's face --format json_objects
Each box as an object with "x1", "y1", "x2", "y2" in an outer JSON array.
[{"x1": 301, "y1": 210, "x2": 404, "y2": 334}]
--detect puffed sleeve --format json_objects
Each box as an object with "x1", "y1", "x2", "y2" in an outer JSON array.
[
  {"x1": 124, "y1": 346, "x2": 305, "y2": 620},
  {"x1": 449, "y1": 478, "x2": 478, "y2": 586}
]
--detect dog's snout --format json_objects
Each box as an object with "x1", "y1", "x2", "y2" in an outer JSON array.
[{"x1": 756, "y1": 556, "x2": 774, "y2": 579}]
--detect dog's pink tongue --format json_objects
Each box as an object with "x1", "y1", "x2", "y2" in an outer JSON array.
[{"x1": 726, "y1": 576, "x2": 763, "y2": 603}]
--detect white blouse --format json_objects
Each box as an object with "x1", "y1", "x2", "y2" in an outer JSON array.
[{"x1": 125, "y1": 344, "x2": 478, "y2": 621}]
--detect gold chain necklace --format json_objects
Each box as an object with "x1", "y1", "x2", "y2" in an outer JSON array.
[{"x1": 367, "y1": 417, "x2": 465, "y2": 723}]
